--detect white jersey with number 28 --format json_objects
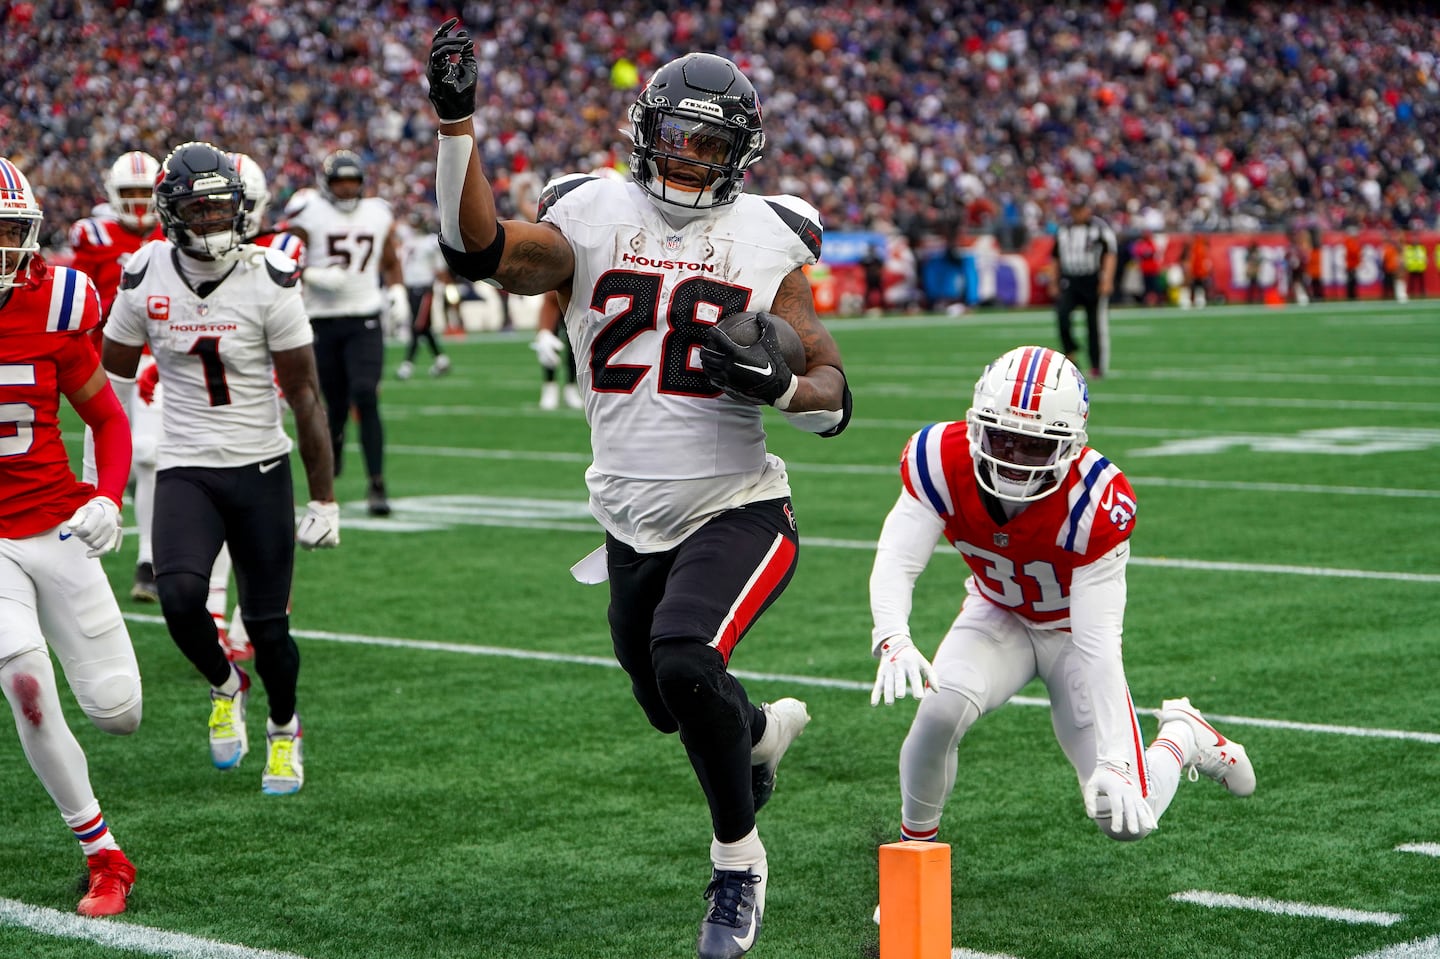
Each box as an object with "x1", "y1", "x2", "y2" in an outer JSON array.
[{"x1": 541, "y1": 175, "x2": 822, "y2": 551}]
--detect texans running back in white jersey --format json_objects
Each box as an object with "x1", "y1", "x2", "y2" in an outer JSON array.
[
  {"x1": 0, "y1": 156, "x2": 142, "y2": 917},
  {"x1": 103, "y1": 142, "x2": 338, "y2": 797},
  {"x1": 868, "y1": 347, "x2": 1255, "y2": 891},
  {"x1": 429, "y1": 23, "x2": 852, "y2": 959},
  {"x1": 283, "y1": 149, "x2": 406, "y2": 516}
]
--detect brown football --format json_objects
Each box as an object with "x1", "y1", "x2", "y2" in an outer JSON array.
[{"x1": 712, "y1": 310, "x2": 807, "y2": 374}]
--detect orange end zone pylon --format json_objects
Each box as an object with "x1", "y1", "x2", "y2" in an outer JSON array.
[{"x1": 878, "y1": 840, "x2": 951, "y2": 959}]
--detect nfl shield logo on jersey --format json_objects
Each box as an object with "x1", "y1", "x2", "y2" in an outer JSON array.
[
  {"x1": 664, "y1": 234, "x2": 683, "y2": 254},
  {"x1": 993, "y1": 532, "x2": 1009, "y2": 547}
]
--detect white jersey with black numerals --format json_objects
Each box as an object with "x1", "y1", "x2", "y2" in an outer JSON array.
[
  {"x1": 539, "y1": 175, "x2": 822, "y2": 552},
  {"x1": 106, "y1": 241, "x2": 314, "y2": 470},
  {"x1": 283, "y1": 191, "x2": 394, "y2": 318}
]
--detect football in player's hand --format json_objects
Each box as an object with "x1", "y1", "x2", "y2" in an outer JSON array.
[{"x1": 711, "y1": 311, "x2": 806, "y2": 374}]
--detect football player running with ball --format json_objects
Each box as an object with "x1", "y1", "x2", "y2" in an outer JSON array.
[
  {"x1": 868, "y1": 346, "x2": 1255, "y2": 891},
  {"x1": 427, "y1": 21, "x2": 853, "y2": 959}
]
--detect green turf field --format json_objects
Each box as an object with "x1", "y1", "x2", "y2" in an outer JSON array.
[{"x1": 3, "y1": 299, "x2": 1437, "y2": 959}]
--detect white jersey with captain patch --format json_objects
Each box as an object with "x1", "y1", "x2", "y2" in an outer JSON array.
[
  {"x1": 284, "y1": 190, "x2": 394, "y2": 317},
  {"x1": 540, "y1": 176, "x2": 821, "y2": 551},
  {"x1": 105, "y1": 241, "x2": 313, "y2": 470}
]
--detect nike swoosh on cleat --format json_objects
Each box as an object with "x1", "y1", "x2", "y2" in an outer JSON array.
[
  {"x1": 258, "y1": 459, "x2": 283, "y2": 474},
  {"x1": 59, "y1": 532, "x2": 73, "y2": 541},
  {"x1": 731, "y1": 911, "x2": 758, "y2": 952},
  {"x1": 734, "y1": 362, "x2": 772, "y2": 376}
]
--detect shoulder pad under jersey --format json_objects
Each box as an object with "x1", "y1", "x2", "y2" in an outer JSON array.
[
  {"x1": 762, "y1": 197, "x2": 823, "y2": 260},
  {"x1": 537, "y1": 173, "x2": 597, "y2": 221},
  {"x1": 260, "y1": 245, "x2": 302, "y2": 287},
  {"x1": 117, "y1": 241, "x2": 162, "y2": 291}
]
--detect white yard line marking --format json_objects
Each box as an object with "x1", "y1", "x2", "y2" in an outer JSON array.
[
  {"x1": 380, "y1": 443, "x2": 1440, "y2": 500},
  {"x1": 800, "y1": 536, "x2": 1440, "y2": 584},
  {"x1": 0, "y1": 897, "x2": 310, "y2": 959},
  {"x1": 1170, "y1": 890, "x2": 1404, "y2": 926},
  {"x1": 1350, "y1": 935, "x2": 1440, "y2": 958},
  {"x1": 1396, "y1": 843, "x2": 1440, "y2": 858},
  {"x1": 118, "y1": 614, "x2": 1440, "y2": 745}
]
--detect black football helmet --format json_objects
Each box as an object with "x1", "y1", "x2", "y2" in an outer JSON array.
[
  {"x1": 321, "y1": 150, "x2": 365, "y2": 212},
  {"x1": 155, "y1": 142, "x2": 245, "y2": 260},
  {"x1": 628, "y1": 53, "x2": 764, "y2": 218}
]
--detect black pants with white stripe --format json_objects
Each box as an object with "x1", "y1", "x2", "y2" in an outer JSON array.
[
  {"x1": 1056, "y1": 274, "x2": 1107, "y2": 374},
  {"x1": 605, "y1": 498, "x2": 798, "y2": 841}
]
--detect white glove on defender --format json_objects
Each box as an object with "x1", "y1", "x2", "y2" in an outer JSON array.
[
  {"x1": 871, "y1": 637, "x2": 938, "y2": 706},
  {"x1": 1083, "y1": 763, "x2": 1157, "y2": 837},
  {"x1": 532, "y1": 328, "x2": 564, "y2": 369},
  {"x1": 296, "y1": 501, "x2": 340, "y2": 549},
  {"x1": 61, "y1": 496, "x2": 123, "y2": 558}
]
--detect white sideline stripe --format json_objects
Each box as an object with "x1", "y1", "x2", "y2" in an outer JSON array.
[
  {"x1": 801, "y1": 537, "x2": 1440, "y2": 585},
  {"x1": 119, "y1": 614, "x2": 1440, "y2": 745},
  {"x1": 953, "y1": 949, "x2": 1023, "y2": 959},
  {"x1": 1396, "y1": 843, "x2": 1440, "y2": 857},
  {"x1": 380, "y1": 444, "x2": 1440, "y2": 501},
  {"x1": 1351, "y1": 936, "x2": 1440, "y2": 958},
  {"x1": 0, "y1": 897, "x2": 310, "y2": 959},
  {"x1": 1170, "y1": 890, "x2": 1404, "y2": 926}
]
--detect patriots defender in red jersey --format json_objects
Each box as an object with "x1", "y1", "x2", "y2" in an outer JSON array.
[
  {"x1": 429, "y1": 26, "x2": 853, "y2": 958},
  {"x1": 868, "y1": 347, "x2": 1254, "y2": 872},
  {"x1": 0, "y1": 157, "x2": 142, "y2": 917}
]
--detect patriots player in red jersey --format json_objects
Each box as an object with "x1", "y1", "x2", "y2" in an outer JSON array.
[
  {"x1": 868, "y1": 347, "x2": 1255, "y2": 888},
  {"x1": 429, "y1": 23, "x2": 852, "y2": 959},
  {"x1": 0, "y1": 157, "x2": 142, "y2": 917}
]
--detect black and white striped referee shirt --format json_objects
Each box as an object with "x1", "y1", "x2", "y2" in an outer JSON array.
[{"x1": 1054, "y1": 218, "x2": 1118, "y2": 278}]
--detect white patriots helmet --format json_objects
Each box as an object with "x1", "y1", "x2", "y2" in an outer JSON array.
[
  {"x1": 966, "y1": 346, "x2": 1089, "y2": 503},
  {"x1": 104, "y1": 151, "x2": 160, "y2": 232},
  {"x1": 0, "y1": 157, "x2": 43, "y2": 293},
  {"x1": 229, "y1": 152, "x2": 271, "y2": 240}
]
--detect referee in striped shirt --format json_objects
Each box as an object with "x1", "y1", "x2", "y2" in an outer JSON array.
[{"x1": 1049, "y1": 193, "x2": 1117, "y2": 378}]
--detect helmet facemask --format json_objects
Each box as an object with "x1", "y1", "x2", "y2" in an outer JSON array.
[
  {"x1": 0, "y1": 159, "x2": 42, "y2": 292},
  {"x1": 321, "y1": 151, "x2": 365, "y2": 214},
  {"x1": 155, "y1": 143, "x2": 245, "y2": 261},
  {"x1": 628, "y1": 54, "x2": 764, "y2": 221},
  {"x1": 104, "y1": 152, "x2": 160, "y2": 232},
  {"x1": 965, "y1": 347, "x2": 1089, "y2": 503}
]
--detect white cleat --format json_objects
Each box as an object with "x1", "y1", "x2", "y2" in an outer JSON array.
[
  {"x1": 539, "y1": 382, "x2": 560, "y2": 410},
  {"x1": 751, "y1": 699, "x2": 810, "y2": 812},
  {"x1": 261, "y1": 719, "x2": 304, "y2": 796},
  {"x1": 395, "y1": 360, "x2": 415, "y2": 381},
  {"x1": 208, "y1": 669, "x2": 250, "y2": 770},
  {"x1": 1157, "y1": 697, "x2": 1256, "y2": 797},
  {"x1": 562, "y1": 383, "x2": 583, "y2": 409}
]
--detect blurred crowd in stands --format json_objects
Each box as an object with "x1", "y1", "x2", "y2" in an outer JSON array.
[{"x1": 6, "y1": 0, "x2": 1438, "y2": 261}]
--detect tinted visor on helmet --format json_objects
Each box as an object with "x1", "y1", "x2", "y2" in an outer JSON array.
[
  {"x1": 654, "y1": 116, "x2": 739, "y2": 165},
  {"x1": 174, "y1": 192, "x2": 241, "y2": 234}
]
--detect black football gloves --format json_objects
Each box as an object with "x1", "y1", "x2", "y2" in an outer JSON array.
[
  {"x1": 428, "y1": 18, "x2": 479, "y2": 124},
  {"x1": 700, "y1": 314, "x2": 798, "y2": 406}
]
